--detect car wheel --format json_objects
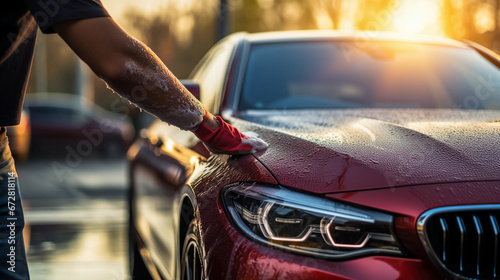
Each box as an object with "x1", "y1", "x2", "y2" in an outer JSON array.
[{"x1": 181, "y1": 220, "x2": 204, "y2": 280}]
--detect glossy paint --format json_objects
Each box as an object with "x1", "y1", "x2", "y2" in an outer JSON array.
[
  {"x1": 128, "y1": 121, "x2": 278, "y2": 279},
  {"x1": 231, "y1": 109, "x2": 500, "y2": 193},
  {"x1": 128, "y1": 31, "x2": 500, "y2": 280}
]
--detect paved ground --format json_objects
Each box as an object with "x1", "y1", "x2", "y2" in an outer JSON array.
[{"x1": 16, "y1": 156, "x2": 130, "y2": 280}]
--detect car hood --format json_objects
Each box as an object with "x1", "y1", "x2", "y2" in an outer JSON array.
[{"x1": 229, "y1": 109, "x2": 500, "y2": 194}]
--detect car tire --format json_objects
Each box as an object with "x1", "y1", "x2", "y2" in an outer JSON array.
[{"x1": 181, "y1": 220, "x2": 205, "y2": 280}]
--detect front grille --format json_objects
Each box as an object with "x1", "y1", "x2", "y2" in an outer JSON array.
[{"x1": 417, "y1": 205, "x2": 500, "y2": 280}]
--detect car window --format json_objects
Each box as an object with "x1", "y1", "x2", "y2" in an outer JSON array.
[
  {"x1": 191, "y1": 44, "x2": 233, "y2": 113},
  {"x1": 239, "y1": 41, "x2": 500, "y2": 110}
]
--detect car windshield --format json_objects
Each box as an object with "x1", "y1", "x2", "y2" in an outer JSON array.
[{"x1": 239, "y1": 41, "x2": 500, "y2": 110}]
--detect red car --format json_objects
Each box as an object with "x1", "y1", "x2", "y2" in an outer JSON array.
[
  {"x1": 128, "y1": 31, "x2": 500, "y2": 280},
  {"x1": 25, "y1": 93, "x2": 135, "y2": 157}
]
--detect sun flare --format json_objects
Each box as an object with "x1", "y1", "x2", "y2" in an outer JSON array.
[{"x1": 392, "y1": 0, "x2": 443, "y2": 35}]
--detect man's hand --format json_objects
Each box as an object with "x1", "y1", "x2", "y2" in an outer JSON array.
[{"x1": 193, "y1": 111, "x2": 268, "y2": 155}]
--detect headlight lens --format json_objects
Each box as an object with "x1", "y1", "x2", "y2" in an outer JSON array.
[{"x1": 222, "y1": 183, "x2": 404, "y2": 259}]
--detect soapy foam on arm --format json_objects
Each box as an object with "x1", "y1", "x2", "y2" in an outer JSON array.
[
  {"x1": 100, "y1": 37, "x2": 269, "y2": 154},
  {"x1": 103, "y1": 39, "x2": 205, "y2": 131}
]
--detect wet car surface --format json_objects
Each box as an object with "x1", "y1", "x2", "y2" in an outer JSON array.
[{"x1": 128, "y1": 31, "x2": 500, "y2": 280}]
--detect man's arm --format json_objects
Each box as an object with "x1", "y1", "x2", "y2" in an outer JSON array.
[
  {"x1": 53, "y1": 17, "x2": 218, "y2": 131},
  {"x1": 53, "y1": 17, "x2": 267, "y2": 154}
]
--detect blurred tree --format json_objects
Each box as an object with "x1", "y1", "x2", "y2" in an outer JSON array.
[
  {"x1": 27, "y1": 34, "x2": 78, "y2": 95},
  {"x1": 121, "y1": 1, "x2": 218, "y2": 78},
  {"x1": 306, "y1": 0, "x2": 344, "y2": 30},
  {"x1": 355, "y1": 0, "x2": 398, "y2": 31},
  {"x1": 441, "y1": 0, "x2": 458, "y2": 38},
  {"x1": 123, "y1": 9, "x2": 175, "y2": 66},
  {"x1": 440, "y1": 0, "x2": 500, "y2": 53},
  {"x1": 231, "y1": 0, "x2": 344, "y2": 32},
  {"x1": 324, "y1": 0, "x2": 344, "y2": 29},
  {"x1": 463, "y1": 0, "x2": 478, "y2": 39}
]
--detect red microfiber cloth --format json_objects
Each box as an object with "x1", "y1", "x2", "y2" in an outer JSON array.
[{"x1": 194, "y1": 113, "x2": 268, "y2": 155}]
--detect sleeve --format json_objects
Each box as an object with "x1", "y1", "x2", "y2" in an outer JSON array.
[{"x1": 23, "y1": 0, "x2": 110, "y2": 34}]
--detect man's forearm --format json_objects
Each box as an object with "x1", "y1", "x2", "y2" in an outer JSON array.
[
  {"x1": 102, "y1": 38, "x2": 205, "y2": 130},
  {"x1": 54, "y1": 17, "x2": 205, "y2": 130}
]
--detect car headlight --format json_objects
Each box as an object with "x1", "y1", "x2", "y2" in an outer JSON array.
[{"x1": 221, "y1": 183, "x2": 404, "y2": 259}]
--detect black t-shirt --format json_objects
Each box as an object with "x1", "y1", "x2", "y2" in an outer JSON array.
[{"x1": 0, "y1": 0, "x2": 109, "y2": 126}]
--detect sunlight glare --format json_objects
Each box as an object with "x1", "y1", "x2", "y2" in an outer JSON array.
[
  {"x1": 392, "y1": 0, "x2": 443, "y2": 35},
  {"x1": 101, "y1": 0, "x2": 169, "y2": 19},
  {"x1": 315, "y1": 11, "x2": 334, "y2": 30}
]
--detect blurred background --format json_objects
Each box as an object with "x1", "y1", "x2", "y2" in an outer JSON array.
[
  {"x1": 12, "y1": 0, "x2": 500, "y2": 279},
  {"x1": 25, "y1": 0, "x2": 500, "y2": 116}
]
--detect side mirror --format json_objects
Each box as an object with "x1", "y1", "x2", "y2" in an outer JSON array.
[{"x1": 180, "y1": 80, "x2": 200, "y2": 100}]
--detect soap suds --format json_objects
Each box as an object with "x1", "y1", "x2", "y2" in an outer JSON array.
[
  {"x1": 242, "y1": 132, "x2": 269, "y2": 153},
  {"x1": 111, "y1": 58, "x2": 205, "y2": 131}
]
